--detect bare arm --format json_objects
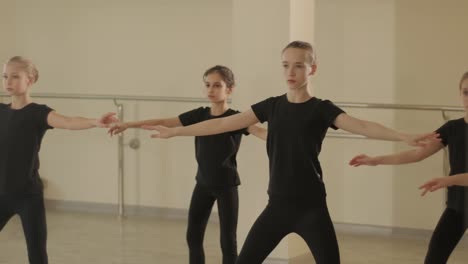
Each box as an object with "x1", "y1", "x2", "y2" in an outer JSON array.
[
  {"x1": 109, "y1": 117, "x2": 181, "y2": 135},
  {"x1": 248, "y1": 125, "x2": 267, "y2": 141},
  {"x1": 48, "y1": 111, "x2": 118, "y2": 130},
  {"x1": 334, "y1": 113, "x2": 438, "y2": 146},
  {"x1": 143, "y1": 109, "x2": 259, "y2": 138},
  {"x1": 349, "y1": 140, "x2": 444, "y2": 166}
]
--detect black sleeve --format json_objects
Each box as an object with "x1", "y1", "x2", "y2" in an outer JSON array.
[
  {"x1": 435, "y1": 121, "x2": 451, "y2": 146},
  {"x1": 319, "y1": 100, "x2": 345, "y2": 130},
  {"x1": 36, "y1": 104, "x2": 54, "y2": 130},
  {"x1": 178, "y1": 107, "x2": 205, "y2": 126},
  {"x1": 251, "y1": 97, "x2": 273, "y2": 124}
]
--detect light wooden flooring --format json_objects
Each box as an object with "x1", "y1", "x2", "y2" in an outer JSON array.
[{"x1": 1, "y1": 210, "x2": 468, "y2": 263}]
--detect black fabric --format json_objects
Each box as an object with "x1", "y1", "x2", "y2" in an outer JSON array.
[
  {"x1": 236, "y1": 198, "x2": 340, "y2": 264},
  {"x1": 179, "y1": 107, "x2": 248, "y2": 189},
  {"x1": 251, "y1": 95, "x2": 345, "y2": 200},
  {"x1": 187, "y1": 183, "x2": 238, "y2": 264},
  {"x1": 435, "y1": 118, "x2": 468, "y2": 213},
  {"x1": 0, "y1": 193, "x2": 48, "y2": 264},
  {"x1": 425, "y1": 208, "x2": 467, "y2": 264},
  {"x1": 0, "y1": 103, "x2": 53, "y2": 195}
]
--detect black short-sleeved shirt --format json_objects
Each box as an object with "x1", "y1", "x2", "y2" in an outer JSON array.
[
  {"x1": 251, "y1": 94, "x2": 345, "y2": 201},
  {"x1": 436, "y1": 118, "x2": 468, "y2": 212},
  {"x1": 0, "y1": 103, "x2": 54, "y2": 194},
  {"x1": 179, "y1": 107, "x2": 249, "y2": 189}
]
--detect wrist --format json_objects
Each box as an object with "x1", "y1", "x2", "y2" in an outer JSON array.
[
  {"x1": 92, "y1": 118, "x2": 99, "y2": 127},
  {"x1": 373, "y1": 156, "x2": 382, "y2": 165},
  {"x1": 398, "y1": 133, "x2": 409, "y2": 142}
]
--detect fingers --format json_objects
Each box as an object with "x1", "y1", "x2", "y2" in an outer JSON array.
[
  {"x1": 420, "y1": 188, "x2": 429, "y2": 196},
  {"x1": 349, "y1": 154, "x2": 365, "y2": 166}
]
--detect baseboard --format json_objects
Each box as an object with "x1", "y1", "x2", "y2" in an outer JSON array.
[
  {"x1": 334, "y1": 222, "x2": 433, "y2": 238},
  {"x1": 263, "y1": 258, "x2": 288, "y2": 264},
  {"x1": 45, "y1": 199, "x2": 203, "y2": 221}
]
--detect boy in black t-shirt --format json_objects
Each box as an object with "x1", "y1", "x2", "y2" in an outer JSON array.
[
  {"x1": 143, "y1": 41, "x2": 437, "y2": 264},
  {"x1": 350, "y1": 71, "x2": 468, "y2": 263},
  {"x1": 109, "y1": 65, "x2": 266, "y2": 264},
  {"x1": 0, "y1": 56, "x2": 118, "y2": 264}
]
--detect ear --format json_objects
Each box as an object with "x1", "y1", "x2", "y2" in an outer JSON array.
[
  {"x1": 26, "y1": 76, "x2": 35, "y2": 87},
  {"x1": 227, "y1": 86, "x2": 234, "y2": 95},
  {"x1": 309, "y1": 64, "x2": 317, "y2": 76}
]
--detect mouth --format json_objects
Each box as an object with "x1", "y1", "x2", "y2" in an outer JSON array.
[{"x1": 287, "y1": 80, "x2": 296, "y2": 85}]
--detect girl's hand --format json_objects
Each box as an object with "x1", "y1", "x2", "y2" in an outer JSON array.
[
  {"x1": 349, "y1": 154, "x2": 378, "y2": 167},
  {"x1": 419, "y1": 177, "x2": 452, "y2": 196},
  {"x1": 108, "y1": 122, "x2": 129, "y2": 136},
  {"x1": 141, "y1": 125, "x2": 176, "y2": 139},
  {"x1": 96, "y1": 112, "x2": 119, "y2": 128}
]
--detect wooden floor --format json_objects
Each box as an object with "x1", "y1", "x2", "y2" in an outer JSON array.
[{"x1": 1, "y1": 210, "x2": 468, "y2": 263}]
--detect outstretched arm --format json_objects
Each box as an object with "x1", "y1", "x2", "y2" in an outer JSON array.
[
  {"x1": 349, "y1": 140, "x2": 444, "y2": 166},
  {"x1": 143, "y1": 109, "x2": 259, "y2": 138},
  {"x1": 419, "y1": 173, "x2": 468, "y2": 196},
  {"x1": 248, "y1": 125, "x2": 267, "y2": 141},
  {"x1": 108, "y1": 117, "x2": 182, "y2": 135},
  {"x1": 48, "y1": 111, "x2": 118, "y2": 130},
  {"x1": 334, "y1": 113, "x2": 439, "y2": 147}
]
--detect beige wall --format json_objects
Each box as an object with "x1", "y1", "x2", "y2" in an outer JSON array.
[
  {"x1": 315, "y1": 0, "x2": 468, "y2": 232},
  {"x1": 392, "y1": 0, "x2": 468, "y2": 229}
]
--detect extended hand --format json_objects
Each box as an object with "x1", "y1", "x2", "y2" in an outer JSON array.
[
  {"x1": 141, "y1": 125, "x2": 176, "y2": 139},
  {"x1": 97, "y1": 112, "x2": 119, "y2": 128},
  {"x1": 108, "y1": 123, "x2": 129, "y2": 136},
  {"x1": 349, "y1": 154, "x2": 378, "y2": 167}
]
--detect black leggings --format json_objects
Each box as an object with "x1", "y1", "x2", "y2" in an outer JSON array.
[
  {"x1": 425, "y1": 208, "x2": 467, "y2": 264},
  {"x1": 187, "y1": 183, "x2": 239, "y2": 264},
  {"x1": 0, "y1": 192, "x2": 48, "y2": 264},
  {"x1": 236, "y1": 198, "x2": 340, "y2": 264}
]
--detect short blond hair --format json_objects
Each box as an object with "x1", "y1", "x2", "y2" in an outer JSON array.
[
  {"x1": 282, "y1": 41, "x2": 317, "y2": 65},
  {"x1": 459, "y1": 71, "x2": 468, "y2": 90},
  {"x1": 6, "y1": 56, "x2": 39, "y2": 83}
]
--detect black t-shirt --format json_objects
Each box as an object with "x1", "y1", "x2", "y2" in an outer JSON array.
[
  {"x1": 436, "y1": 118, "x2": 468, "y2": 212},
  {"x1": 179, "y1": 107, "x2": 249, "y2": 189},
  {"x1": 0, "y1": 103, "x2": 53, "y2": 194},
  {"x1": 251, "y1": 94, "x2": 345, "y2": 201}
]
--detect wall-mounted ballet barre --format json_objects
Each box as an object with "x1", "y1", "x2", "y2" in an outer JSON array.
[{"x1": 0, "y1": 93, "x2": 465, "y2": 217}]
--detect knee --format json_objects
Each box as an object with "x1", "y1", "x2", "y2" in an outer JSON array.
[
  {"x1": 186, "y1": 227, "x2": 203, "y2": 249},
  {"x1": 220, "y1": 231, "x2": 237, "y2": 254}
]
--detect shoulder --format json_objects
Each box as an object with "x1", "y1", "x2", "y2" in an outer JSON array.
[{"x1": 442, "y1": 118, "x2": 464, "y2": 129}]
